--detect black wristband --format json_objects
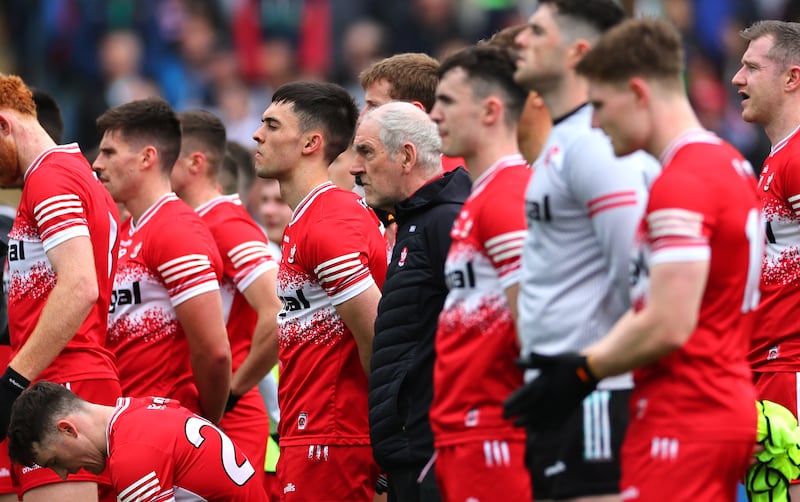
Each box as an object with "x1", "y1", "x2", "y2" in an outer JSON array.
[
  {"x1": 224, "y1": 392, "x2": 241, "y2": 413},
  {"x1": 0, "y1": 367, "x2": 30, "y2": 396}
]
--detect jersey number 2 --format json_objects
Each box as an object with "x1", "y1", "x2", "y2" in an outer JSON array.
[{"x1": 185, "y1": 416, "x2": 256, "y2": 486}]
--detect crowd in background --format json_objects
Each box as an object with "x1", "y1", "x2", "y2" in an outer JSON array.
[{"x1": 0, "y1": 0, "x2": 798, "y2": 169}]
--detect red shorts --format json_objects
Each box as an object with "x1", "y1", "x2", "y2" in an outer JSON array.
[
  {"x1": 219, "y1": 388, "x2": 270, "y2": 488},
  {"x1": 435, "y1": 440, "x2": 531, "y2": 501},
  {"x1": 12, "y1": 378, "x2": 121, "y2": 500},
  {"x1": 277, "y1": 444, "x2": 378, "y2": 501},
  {"x1": 620, "y1": 433, "x2": 753, "y2": 501}
]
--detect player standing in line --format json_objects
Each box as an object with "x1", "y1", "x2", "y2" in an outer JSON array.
[
  {"x1": 427, "y1": 45, "x2": 532, "y2": 501},
  {"x1": 732, "y1": 20, "x2": 800, "y2": 500},
  {"x1": 171, "y1": 110, "x2": 283, "y2": 492},
  {"x1": 510, "y1": 2, "x2": 657, "y2": 500},
  {"x1": 0, "y1": 74, "x2": 121, "y2": 502},
  {"x1": 0, "y1": 87, "x2": 64, "y2": 502},
  {"x1": 93, "y1": 98, "x2": 231, "y2": 424},
  {"x1": 350, "y1": 101, "x2": 470, "y2": 501},
  {"x1": 251, "y1": 82, "x2": 386, "y2": 501},
  {"x1": 505, "y1": 18, "x2": 762, "y2": 501},
  {"x1": 8, "y1": 382, "x2": 268, "y2": 501}
]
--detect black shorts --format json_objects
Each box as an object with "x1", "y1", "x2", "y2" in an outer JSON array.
[{"x1": 525, "y1": 388, "x2": 630, "y2": 499}]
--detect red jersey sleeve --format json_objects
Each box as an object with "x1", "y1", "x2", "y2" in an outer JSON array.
[
  {"x1": 147, "y1": 213, "x2": 222, "y2": 307},
  {"x1": 24, "y1": 163, "x2": 93, "y2": 252}
]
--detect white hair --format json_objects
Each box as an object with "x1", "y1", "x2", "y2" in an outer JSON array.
[{"x1": 363, "y1": 101, "x2": 442, "y2": 175}]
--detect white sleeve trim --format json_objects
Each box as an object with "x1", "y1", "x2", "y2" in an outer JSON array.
[
  {"x1": 171, "y1": 280, "x2": 220, "y2": 307},
  {"x1": 329, "y1": 275, "x2": 376, "y2": 306}
]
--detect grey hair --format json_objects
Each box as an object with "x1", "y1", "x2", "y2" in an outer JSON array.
[
  {"x1": 364, "y1": 101, "x2": 442, "y2": 174},
  {"x1": 741, "y1": 20, "x2": 800, "y2": 70}
]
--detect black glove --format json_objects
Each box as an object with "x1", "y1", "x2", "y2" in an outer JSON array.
[
  {"x1": 503, "y1": 352, "x2": 599, "y2": 431},
  {"x1": 0, "y1": 367, "x2": 30, "y2": 440},
  {"x1": 224, "y1": 392, "x2": 241, "y2": 413}
]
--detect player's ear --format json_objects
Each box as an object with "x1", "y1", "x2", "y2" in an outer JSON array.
[
  {"x1": 400, "y1": 142, "x2": 417, "y2": 172},
  {"x1": 785, "y1": 65, "x2": 800, "y2": 92},
  {"x1": 483, "y1": 96, "x2": 503, "y2": 126},
  {"x1": 0, "y1": 113, "x2": 11, "y2": 136},
  {"x1": 629, "y1": 77, "x2": 650, "y2": 108},
  {"x1": 56, "y1": 419, "x2": 78, "y2": 438},
  {"x1": 302, "y1": 132, "x2": 323, "y2": 156}
]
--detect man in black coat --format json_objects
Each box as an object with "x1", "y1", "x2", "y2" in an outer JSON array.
[{"x1": 351, "y1": 101, "x2": 470, "y2": 502}]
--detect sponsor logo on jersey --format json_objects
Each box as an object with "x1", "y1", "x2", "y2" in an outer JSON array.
[
  {"x1": 110, "y1": 281, "x2": 143, "y2": 313},
  {"x1": 297, "y1": 412, "x2": 307, "y2": 430},
  {"x1": 398, "y1": 247, "x2": 408, "y2": 267},
  {"x1": 287, "y1": 244, "x2": 297, "y2": 264},
  {"x1": 0, "y1": 467, "x2": 10, "y2": 478},
  {"x1": 446, "y1": 262, "x2": 476, "y2": 290},
  {"x1": 7, "y1": 240, "x2": 25, "y2": 262},
  {"x1": 278, "y1": 289, "x2": 311, "y2": 317},
  {"x1": 526, "y1": 195, "x2": 552, "y2": 222},
  {"x1": 283, "y1": 483, "x2": 296, "y2": 494}
]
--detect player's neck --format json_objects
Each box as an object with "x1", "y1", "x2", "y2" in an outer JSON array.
[
  {"x1": 17, "y1": 122, "x2": 57, "y2": 174},
  {"x1": 179, "y1": 182, "x2": 222, "y2": 210},
  {"x1": 281, "y1": 163, "x2": 331, "y2": 210},
  {"x1": 463, "y1": 135, "x2": 523, "y2": 182},
  {"x1": 763, "y1": 104, "x2": 800, "y2": 147},
  {"x1": 649, "y1": 97, "x2": 704, "y2": 161},
  {"x1": 126, "y1": 177, "x2": 173, "y2": 224},
  {"x1": 540, "y1": 73, "x2": 587, "y2": 121}
]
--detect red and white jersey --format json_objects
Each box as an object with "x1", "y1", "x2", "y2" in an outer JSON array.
[
  {"x1": 748, "y1": 125, "x2": 800, "y2": 371},
  {"x1": 195, "y1": 195, "x2": 277, "y2": 370},
  {"x1": 107, "y1": 396, "x2": 267, "y2": 502},
  {"x1": 430, "y1": 154, "x2": 531, "y2": 446},
  {"x1": 277, "y1": 182, "x2": 386, "y2": 446},
  {"x1": 107, "y1": 193, "x2": 223, "y2": 414},
  {"x1": 629, "y1": 130, "x2": 760, "y2": 440},
  {"x1": 8, "y1": 144, "x2": 119, "y2": 382}
]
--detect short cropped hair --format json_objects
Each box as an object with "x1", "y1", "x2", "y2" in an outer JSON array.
[
  {"x1": 0, "y1": 75, "x2": 36, "y2": 117},
  {"x1": 31, "y1": 89, "x2": 64, "y2": 143},
  {"x1": 576, "y1": 18, "x2": 684, "y2": 88},
  {"x1": 96, "y1": 98, "x2": 182, "y2": 175},
  {"x1": 364, "y1": 101, "x2": 442, "y2": 175},
  {"x1": 271, "y1": 82, "x2": 358, "y2": 165},
  {"x1": 224, "y1": 141, "x2": 254, "y2": 197},
  {"x1": 359, "y1": 53, "x2": 440, "y2": 112},
  {"x1": 481, "y1": 24, "x2": 526, "y2": 50},
  {"x1": 541, "y1": 0, "x2": 626, "y2": 43},
  {"x1": 8, "y1": 382, "x2": 85, "y2": 468},
  {"x1": 178, "y1": 110, "x2": 227, "y2": 177},
  {"x1": 439, "y1": 45, "x2": 529, "y2": 126},
  {"x1": 740, "y1": 20, "x2": 800, "y2": 70}
]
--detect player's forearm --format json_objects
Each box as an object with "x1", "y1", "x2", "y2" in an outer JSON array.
[
  {"x1": 585, "y1": 307, "x2": 683, "y2": 379},
  {"x1": 192, "y1": 352, "x2": 232, "y2": 423},
  {"x1": 10, "y1": 277, "x2": 97, "y2": 379},
  {"x1": 230, "y1": 319, "x2": 279, "y2": 396}
]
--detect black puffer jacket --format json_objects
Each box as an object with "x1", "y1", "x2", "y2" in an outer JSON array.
[{"x1": 369, "y1": 167, "x2": 471, "y2": 468}]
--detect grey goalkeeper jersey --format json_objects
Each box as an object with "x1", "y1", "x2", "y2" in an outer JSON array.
[{"x1": 517, "y1": 104, "x2": 659, "y2": 390}]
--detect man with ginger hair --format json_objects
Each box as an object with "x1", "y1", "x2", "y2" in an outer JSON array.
[
  {"x1": 506, "y1": 18, "x2": 762, "y2": 501},
  {"x1": 0, "y1": 74, "x2": 121, "y2": 501}
]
